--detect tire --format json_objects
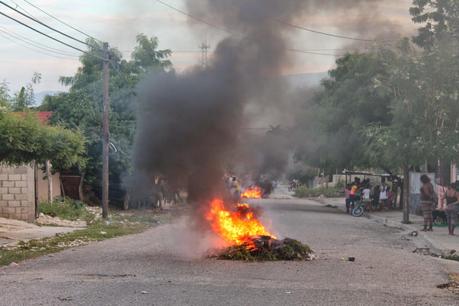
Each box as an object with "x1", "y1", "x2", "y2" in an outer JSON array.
[{"x1": 352, "y1": 205, "x2": 364, "y2": 217}]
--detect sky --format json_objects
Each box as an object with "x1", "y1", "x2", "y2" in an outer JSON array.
[{"x1": 0, "y1": 0, "x2": 416, "y2": 93}]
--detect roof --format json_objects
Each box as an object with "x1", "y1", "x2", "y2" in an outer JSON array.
[{"x1": 14, "y1": 112, "x2": 53, "y2": 124}]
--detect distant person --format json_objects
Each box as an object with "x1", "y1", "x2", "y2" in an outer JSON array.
[
  {"x1": 372, "y1": 185, "x2": 381, "y2": 211},
  {"x1": 420, "y1": 175, "x2": 435, "y2": 232},
  {"x1": 362, "y1": 185, "x2": 372, "y2": 212},
  {"x1": 387, "y1": 187, "x2": 394, "y2": 209},
  {"x1": 349, "y1": 183, "x2": 358, "y2": 212},
  {"x1": 379, "y1": 184, "x2": 388, "y2": 210},
  {"x1": 345, "y1": 184, "x2": 352, "y2": 214},
  {"x1": 443, "y1": 183, "x2": 458, "y2": 236}
]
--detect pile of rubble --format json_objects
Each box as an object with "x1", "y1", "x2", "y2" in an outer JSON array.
[{"x1": 211, "y1": 236, "x2": 314, "y2": 261}]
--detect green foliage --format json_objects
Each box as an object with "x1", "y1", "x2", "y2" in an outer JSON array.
[
  {"x1": 40, "y1": 35, "x2": 171, "y2": 201},
  {"x1": 294, "y1": 186, "x2": 343, "y2": 198},
  {"x1": 215, "y1": 238, "x2": 313, "y2": 262},
  {"x1": 410, "y1": 0, "x2": 459, "y2": 49},
  {"x1": 0, "y1": 81, "x2": 10, "y2": 111},
  {"x1": 39, "y1": 197, "x2": 90, "y2": 221},
  {"x1": 295, "y1": 50, "x2": 396, "y2": 173},
  {"x1": 0, "y1": 112, "x2": 85, "y2": 168}
]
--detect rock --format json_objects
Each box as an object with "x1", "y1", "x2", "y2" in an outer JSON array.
[
  {"x1": 9, "y1": 262, "x2": 19, "y2": 267},
  {"x1": 141, "y1": 291, "x2": 149, "y2": 294}
]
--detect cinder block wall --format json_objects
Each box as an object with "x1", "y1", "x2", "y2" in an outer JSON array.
[{"x1": 0, "y1": 165, "x2": 35, "y2": 222}]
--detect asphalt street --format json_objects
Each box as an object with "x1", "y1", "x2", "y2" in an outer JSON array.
[{"x1": 0, "y1": 198, "x2": 458, "y2": 306}]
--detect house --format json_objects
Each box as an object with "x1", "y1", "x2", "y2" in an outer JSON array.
[{"x1": 0, "y1": 112, "x2": 61, "y2": 222}]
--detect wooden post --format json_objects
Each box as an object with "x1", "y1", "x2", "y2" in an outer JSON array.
[
  {"x1": 33, "y1": 161, "x2": 39, "y2": 218},
  {"x1": 45, "y1": 160, "x2": 52, "y2": 203},
  {"x1": 102, "y1": 42, "x2": 110, "y2": 219}
]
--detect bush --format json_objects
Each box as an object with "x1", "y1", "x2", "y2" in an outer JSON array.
[
  {"x1": 294, "y1": 186, "x2": 343, "y2": 198},
  {"x1": 39, "y1": 197, "x2": 90, "y2": 221}
]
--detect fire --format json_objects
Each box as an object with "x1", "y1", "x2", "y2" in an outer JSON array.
[
  {"x1": 205, "y1": 198, "x2": 275, "y2": 246},
  {"x1": 241, "y1": 186, "x2": 263, "y2": 199}
]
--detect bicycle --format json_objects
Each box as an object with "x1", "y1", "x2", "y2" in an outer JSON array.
[{"x1": 351, "y1": 199, "x2": 366, "y2": 217}]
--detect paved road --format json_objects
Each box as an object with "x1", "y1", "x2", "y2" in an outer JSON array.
[{"x1": 0, "y1": 199, "x2": 458, "y2": 306}]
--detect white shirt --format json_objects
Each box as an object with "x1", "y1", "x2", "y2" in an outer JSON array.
[{"x1": 362, "y1": 188, "x2": 371, "y2": 200}]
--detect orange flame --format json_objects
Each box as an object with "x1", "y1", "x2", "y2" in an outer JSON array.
[
  {"x1": 241, "y1": 186, "x2": 263, "y2": 199},
  {"x1": 205, "y1": 198, "x2": 275, "y2": 245}
]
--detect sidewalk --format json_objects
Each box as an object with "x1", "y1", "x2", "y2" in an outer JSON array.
[
  {"x1": 0, "y1": 217, "x2": 80, "y2": 247},
  {"x1": 324, "y1": 197, "x2": 458, "y2": 255}
]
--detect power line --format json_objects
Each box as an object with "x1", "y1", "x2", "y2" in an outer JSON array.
[
  {"x1": 0, "y1": 28, "x2": 78, "y2": 59},
  {"x1": 156, "y1": 0, "x2": 382, "y2": 43},
  {"x1": 0, "y1": 25, "x2": 80, "y2": 57},
  {"x1": 156, "y1": 0, "x2": 231, "y2": 34},
  {"x1": 0, "y1": 0, "x2": 89, "y2": 46},
  {"x1": 287, "y1": 48, "x2": 344, "y2": 57},
  {"x1": 20, "y1": 0, "x2": 100, "y2": 42},
  {"x1": 278, "y1": 20, "x2": 378, "y2": 42},
  {"x1": 0, "y1": 10, "x2": 88, "y2": 53}
]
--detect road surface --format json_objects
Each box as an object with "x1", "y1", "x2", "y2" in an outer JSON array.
[{"x1": 0, "y1": 198, "x2": 457, "y2": 306}]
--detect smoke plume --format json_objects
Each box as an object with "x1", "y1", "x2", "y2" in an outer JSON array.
[{"x1": 133, "y1": 0, "x2": 407, "y2": 204}]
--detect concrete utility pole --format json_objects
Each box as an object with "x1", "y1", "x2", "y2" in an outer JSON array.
[{"x1": 102, "y1": 42, "x2": 110, "y2": 219}]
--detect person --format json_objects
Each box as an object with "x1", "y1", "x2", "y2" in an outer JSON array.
[
  {"x1": 349, "y1": 183, "x2": 358, "y2": 213},
  {"x1": 387, "y1": 187, "x2": 394, "y2": 209},
  {"x1": 345, "y1": 184, "x2": 352, "y2": 214},
  {"x1": 420, "y1": 175, "x2": 435, "y2": 232},
  {"x1": 379, "y1": 184, "x2": 388, "y2": 210},
  {"x1": 372, "y1": 185, "x2": 380, "y2": 211},
  {"x1": 362, "y1": 184, "x2": 372, "y2": 212},
  {"x1": 443, "y1": 183, "x2": 458, "y2": 235}
]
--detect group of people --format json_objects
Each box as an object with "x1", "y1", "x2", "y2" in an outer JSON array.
[
  {"x1": 420, "y1": 175, "x2": 458, "y2": 235},
  {"x1": 345, "y1": 178, "x2": 395, "y2": 214}
]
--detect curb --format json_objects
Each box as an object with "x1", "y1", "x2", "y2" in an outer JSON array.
[{"x1": 367, "y1": 213, "x2": 449, "y2": 256}]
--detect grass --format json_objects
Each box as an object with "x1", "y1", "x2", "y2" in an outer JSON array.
[
  {"x1": 0, "y1": 210, "x2": 172, "y2": 267},
  {"x1": 39, "y1": 197, "x2": 93, "y2": 222},
  {"x1": 294, "y1": 186, "x2": 343, "y2": 198}
]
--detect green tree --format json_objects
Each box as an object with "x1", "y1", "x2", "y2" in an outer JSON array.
[
  {"x1": 0, "y1": 81, "x2": 10, "y2": 111},
  {"x1": 410, "y1": 0, "x2": 459, "y2": 49},
  {"x1": 12, "y1": 73, "x2": 42, "y2": 111},
  {"x1": 295, "y1": 50, "x2": 396, "y2": 174},
  {"x1": 0, "y1": 112, "x2": 85, "y2": 168},
  {"x1": 40, "y1": 35, "x2": 171, "y2": 204}
]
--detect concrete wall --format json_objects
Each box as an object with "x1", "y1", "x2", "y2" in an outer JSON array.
[
  {"x1": 37, "y1": 171, "x2": 61, "y2": 203},
  {"x1": 0, "y1": 165, "x2": 35, "y2": 222},
  {"x1": 0, "y1": 164, "x2": 62, "y2": 222}
]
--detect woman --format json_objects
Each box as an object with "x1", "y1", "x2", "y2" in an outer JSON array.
[
  {"x1": 420, "y1": 175, "x2": 435, "y2": 232},
  {"x1": 443, "y1": 183, "x2": 458, "y2": 236}
]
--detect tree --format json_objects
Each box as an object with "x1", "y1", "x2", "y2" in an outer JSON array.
[
  {"x1": 0, "y1": 112, "x2": 85, "y2": 168},
  {"x1": 410, "y1": 0, "x2": 459, "y2": 49},
  {"x1": 40, "y1": 35, "x2": 171, "y2": 204},
  {"x1": 295, "y1": 50, "x2": 396, "y2": 174},
  {"x1": 11, "y1": 73, "x2": 42, "y2": 111},
  {"x1": 0, "y1": 81, "x2": 11, "y2": 111}
]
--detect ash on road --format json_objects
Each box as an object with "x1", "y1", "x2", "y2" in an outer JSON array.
[{"x1": 0, "y1": 199, "x2": 457, "y2": 306}]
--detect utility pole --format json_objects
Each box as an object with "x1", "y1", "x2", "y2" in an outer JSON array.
[
  {"x1": 102, "y1": 42, "x2": 110, "y2": 219},
  {"x1": 199, "y1": 42, "x2": 210, "y2": 68}
]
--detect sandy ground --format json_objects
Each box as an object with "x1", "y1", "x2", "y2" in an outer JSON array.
[{"x1": 0, "y1": 198, "x2": 458, "y2": 306}]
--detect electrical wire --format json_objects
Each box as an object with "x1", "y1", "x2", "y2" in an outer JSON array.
[
  {"x1": 20, "y1": 0, "x2": 100, "y2": 42},
  {"x1": 0, "y1": 0, "x2": 89, "y2": 46},
  {"x1": 0, "y1": 10, "x2": 88, "y2": 52},
  {"x1": 278, "y1": 20, "x2": 378, "y2": 42},
  {"x1": 0, "y1": 28, "x2": 78, "y2": 59},
  {"x1": 156, "y1": 0, "x2": 384, "y2": 43},
  {"x1": 0, "y1": 25, "x2": 80, "y2": 57},
  {"x1": 156, "y1": 0, "x2": 231, "y2": 34}
]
